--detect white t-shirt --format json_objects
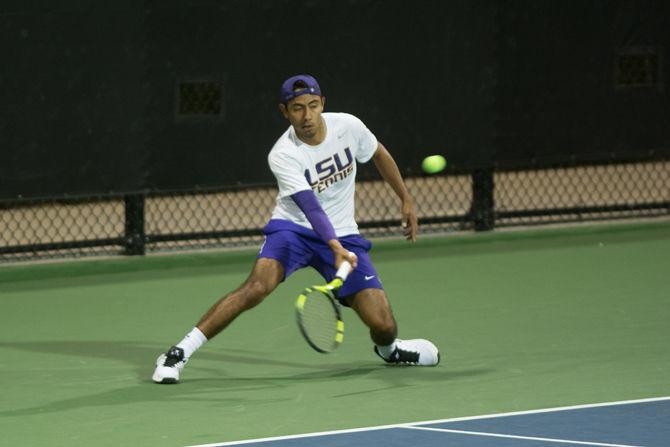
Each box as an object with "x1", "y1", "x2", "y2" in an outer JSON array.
[{"x1": 268, "y1": 112, "x2": 378, "y2": 236}]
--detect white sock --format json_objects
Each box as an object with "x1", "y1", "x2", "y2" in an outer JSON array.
[
  {"x1": 176, "y1": 327, "x2": 208, "y2": 360},
  {"x1": 375, "y1": 340, "x2": 397, "y2": 359}
]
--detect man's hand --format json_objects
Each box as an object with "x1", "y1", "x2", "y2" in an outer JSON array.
[
  {"x1": 328, "y1": 239, "x2": 358, "y2": 270},
  {"x1": 401, "y1": 198, "x2": 418, "y2": 242},
  {"x1": 372, "y1": 143, "x2": 419, "y2": 243}
]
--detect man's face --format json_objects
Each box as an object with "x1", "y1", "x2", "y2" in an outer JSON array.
[{"x1": 280, "y1": 93, "x2": 325, "y2": 140}]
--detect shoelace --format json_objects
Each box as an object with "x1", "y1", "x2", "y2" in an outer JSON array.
[
  {"x1": 390, "y1": 347, "x2": 420, "y2": 364},
  {"x1": 163, "y1": 347, "x2": 184, "y2": 367}
]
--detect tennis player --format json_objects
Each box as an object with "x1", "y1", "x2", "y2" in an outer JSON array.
[{"x1": 153, "y1": 74, "x2": 439, "y2": 384}]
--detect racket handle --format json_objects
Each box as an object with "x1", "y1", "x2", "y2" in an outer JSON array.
[{"x1": 336, "y1": 251, "x2": 355, "y2": 281}]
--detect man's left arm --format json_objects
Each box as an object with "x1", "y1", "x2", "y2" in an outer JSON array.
[{"x1": 372, "y1": 142, "x2": 418, "y2": 242}]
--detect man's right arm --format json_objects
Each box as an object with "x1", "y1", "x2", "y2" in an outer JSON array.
[{"x1": 290, "y1": 190, "x2": 358, "y2": 269}]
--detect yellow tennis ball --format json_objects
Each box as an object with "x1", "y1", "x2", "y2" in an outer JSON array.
[{"x1": 422, "y1": 155, "x2": 447, "y2": 174}]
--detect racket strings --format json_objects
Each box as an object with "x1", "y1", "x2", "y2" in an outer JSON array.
[{"x1": 300, "y1": 291, "x2": 340, "y2": 351}]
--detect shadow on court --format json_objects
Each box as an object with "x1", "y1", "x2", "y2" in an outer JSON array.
[
  {"x1": 0, "y1": 340, "x2": 495, "y2": 418},
  {"x1": 0, "y1": 339, "x2": 358, "y2": 379}
]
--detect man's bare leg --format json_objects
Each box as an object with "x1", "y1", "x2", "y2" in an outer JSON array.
[
  {"x1": 153, "y1": 258, "x2": 284, "y2": 383},
  {"x1": 197, "y1": 258, "x2": 284, "y2": 338},
  {"x1": 345, "y1": 288, "x2": 397, "y2": 346},
  {"x1": 346, "y1": 288, "x2": 440, "y2": 366}
]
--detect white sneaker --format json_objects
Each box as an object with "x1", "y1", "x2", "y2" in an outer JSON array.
[
  {"x1": 152, "y1": 346, "x2": 186, "y2": 384},
  {"x1": 374, "y1": 339, "x2": 440, "y2": 366}
]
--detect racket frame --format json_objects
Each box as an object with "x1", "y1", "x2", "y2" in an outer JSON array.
[
  {"x1": 295, "y1": 257, "x2": 352, "y2": 354},
  {"x1": 295, "y1": 282, "x2": 345, "y2": 353}
]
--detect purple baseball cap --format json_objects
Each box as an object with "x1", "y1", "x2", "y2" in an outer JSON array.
[{"x1": 280, "y1": 74, "x2": 322, "y2": 104}]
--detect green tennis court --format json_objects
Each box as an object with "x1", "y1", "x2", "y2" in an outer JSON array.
[{"x1": 1, "y1": 221, "x2": 669, "y2": 447}]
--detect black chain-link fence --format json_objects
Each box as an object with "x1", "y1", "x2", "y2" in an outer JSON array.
[{"x1": 1, "y1": 159, "x2": 668, "y2": 263}]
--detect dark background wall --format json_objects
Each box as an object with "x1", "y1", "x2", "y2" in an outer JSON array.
[
  {"x1": 1, "y1": 1, "x2": 145, "y2": 199},
  {"x1": 1, "y1": 0, "x2": 668, "y2": 200},
  {"x1": 496, "y1": 0, "x2": 669, "y2": 167},
  {"x1": 143, "y1": 0, "x2": 497, "y2": 190}
]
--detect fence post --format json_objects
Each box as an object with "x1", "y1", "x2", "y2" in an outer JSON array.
[
  {"x1": 124, "y1": 193, "x2": 146, "y2": 255},
  {"x1": 471, "y1": 168, "x2": 495, "y2": 231}
]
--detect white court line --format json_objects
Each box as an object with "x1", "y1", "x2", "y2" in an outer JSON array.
[
  {"x1": 184, "y1": 395, "x2": 670, "y2": 447},
  {"x1": 403, "y1": 426, "x2": 644, "y2": 447}
]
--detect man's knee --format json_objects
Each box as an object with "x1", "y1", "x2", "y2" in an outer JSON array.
[
  {"x1": 371, "y1": 314, "x2": 397, "y2": 339},
  {"x1": 236, "y1": 258, "x2": 283, "y2": 309},
  {"x1": 238, "y1": 278, "x2": 274, "y2": 309}
]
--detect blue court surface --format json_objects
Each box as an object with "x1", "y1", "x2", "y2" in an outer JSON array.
[{"x1": 187, "y1": 397, "x2": 670, "y2": 447}]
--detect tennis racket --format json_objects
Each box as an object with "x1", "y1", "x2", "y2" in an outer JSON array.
[{"x1": 295, "y1": 259, "x2": 353, "y2": 353}]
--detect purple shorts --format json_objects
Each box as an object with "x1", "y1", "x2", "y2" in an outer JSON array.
[{"x1": 258, "y1": 219, "x2": 383, "y2": 304}]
